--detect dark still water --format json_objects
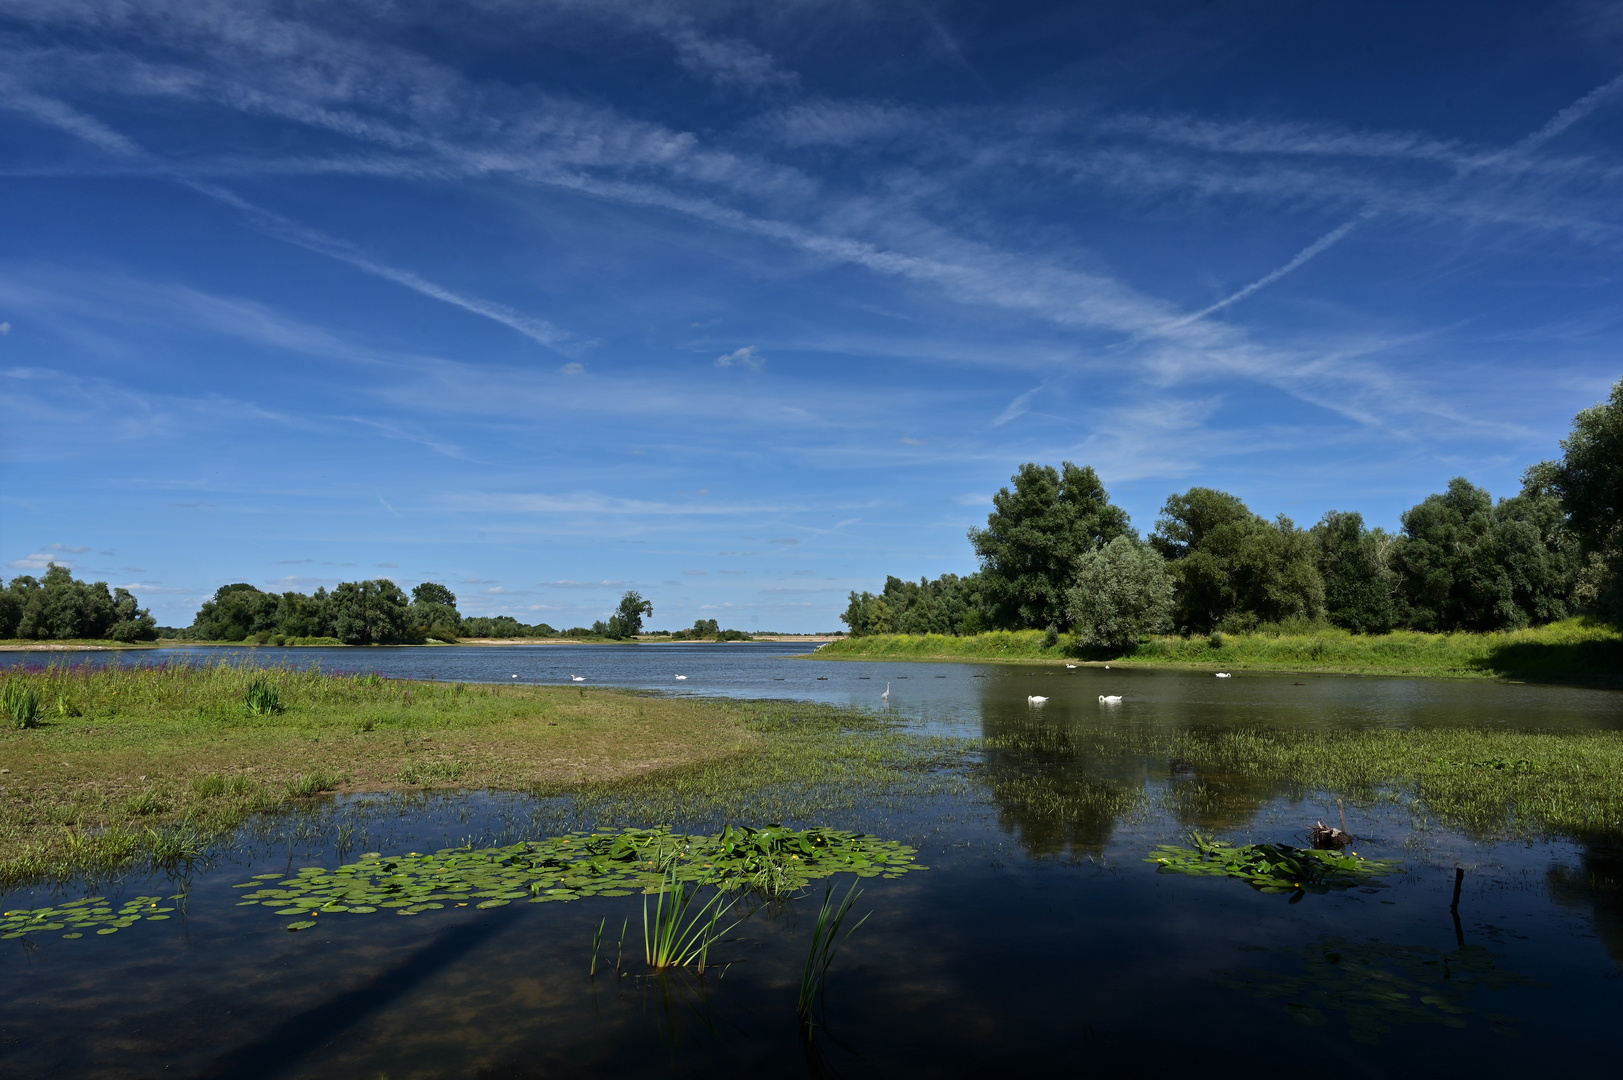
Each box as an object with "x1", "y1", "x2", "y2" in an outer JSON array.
[{"x1": 3, "y1": 645, "x2": 1623, "y2": 1078}]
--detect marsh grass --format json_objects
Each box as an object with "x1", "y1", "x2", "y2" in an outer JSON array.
[
  {"x1": 821, "y1": 618, "x2": 1623, "y2": 679},
  {"x1": 0, "y1": 660, "x2": 964, "y2": 888}
]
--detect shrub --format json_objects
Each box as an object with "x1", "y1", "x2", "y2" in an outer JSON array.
[
  {"x1": 244, "y1": 679, "x2": 283, "y2": 715},
  {"x1": 2, "y1": 680, "x2": 41, "y2": 729}
]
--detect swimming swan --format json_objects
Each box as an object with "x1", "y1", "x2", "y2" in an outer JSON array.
[
  {"x1": 675, "y1": 674, "x2": 687, "y2": 680},
  {"x1": 1027, "y1": 695, "x2": 1048, "y2": 705},
  {"x1": 571, "y1": 675, "x2": 586, "y2": 682},
  {"x1": 1098, "y1": 694, "x2": 1122, "y2": 704},
  {"x1": 1215, "y1": 672, "x2": 1232, "y2": 678}
]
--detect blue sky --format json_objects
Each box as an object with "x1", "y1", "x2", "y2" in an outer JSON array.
[{"x1": 2, "y1": 0, "x2": 1621, "y2": 632}]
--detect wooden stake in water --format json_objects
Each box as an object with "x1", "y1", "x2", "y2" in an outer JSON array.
[{"x1": 1337, "y1": 799, "x2": 1348, "y2": 840}]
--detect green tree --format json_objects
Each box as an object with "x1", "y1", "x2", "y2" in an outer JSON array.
[
  {"x1": 410, "y1": 582, "x2": 462, "y2": 640},
  {"x1": 1537, "y1": 378, "x2": 1623, "y2": 624},
  {"x1": 1386, "y1": 477, "x2": 1572, "y2": 632},
  {"x1": 839, "y1": 592, "x2": 894, "y2": 636},
  {"x1": 604, "y1": 590, "x2": 653, "y2": 639},
  {"x1": 969, "y1": 462, "x2": 1133, "y2": 630},
  {"x1": 329, "y1": 579, "x2": 413, "y2": 645},
  {"x1": 1065, "y1": 536, "x2": 1174, "y2": 651},
  {"x1": 1150, "y1": 490, "x2": 1325, "y2": 633},
  {"x1": 1311, "y1": 511, "x2": 1396, "y2": 634},
  {"x1": 273, "y1": 588, "x2": 333, "y2": 638},
  {"x1": 192, "y1": 584, "x2": 280, "y2": 641},
  {"x1": 0, "y1": 565, "x2": 157, "y2": 641}
]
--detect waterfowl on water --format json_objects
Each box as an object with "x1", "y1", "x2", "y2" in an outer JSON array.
[
  {"x1": 1066, "y1": 664, "x2": 1077, "y2": 669},
  {"x1": 675, "y1": 674, "x2": 687, "y2": 680},
  {"x1": 1027, "y1": 695, "x2": 1048, "y2": 705},
  {"x1": 1098, "y1": 695, "x2": 1122, "y2": 704},
  {"x1": 1215, "y1": 672, "x2": 1232, "y2": 678},
  {"x1": 571, "y1": 675, "x2": 586, "y2": 682}
]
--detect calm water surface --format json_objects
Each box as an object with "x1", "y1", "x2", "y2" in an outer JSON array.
[{"x1": 3, "y1": 644, "x2": 1622, "y2": 1078}]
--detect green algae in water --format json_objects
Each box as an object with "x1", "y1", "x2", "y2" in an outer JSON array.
[
  {"x1": 230, "y1": 825, "x2": 924, "y2": 931},
  {"x1": 1, "y1": 895, "x2": 175, "y2": 940},
  {"x1": 1147, "y1": 832, "x2": 1395, "y2": 898},
  {"x1": 1218, "y1": 934, "x2": 1546, "y2": 1043}
]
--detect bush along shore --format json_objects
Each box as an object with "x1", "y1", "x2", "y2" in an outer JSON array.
[{"x1": 818, "y1": 617, "x2": 1623, "y2": 679}]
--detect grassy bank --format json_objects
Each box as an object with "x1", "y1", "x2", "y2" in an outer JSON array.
[
  {"x1": 0, "y1": 661, "x2": 965, "y2": 888},
  {"x1": 820, "y1": 618, "x2": 1623, "y2": 679}
]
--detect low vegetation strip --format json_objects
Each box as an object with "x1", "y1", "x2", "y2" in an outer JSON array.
[
  {"x1": 819, "y1": 618, "x2": 1623, "y2": 678},
  {"x1": 0, "y1": 661, "x2": 962, "y2": 889}
]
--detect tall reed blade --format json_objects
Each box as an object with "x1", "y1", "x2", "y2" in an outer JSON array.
[
  {"x1": 641, "y1": 864, "x2": 740, "y2": 973},
  {"x1": 798, "y1": 879, "x2": 870, "y2": 1034}
]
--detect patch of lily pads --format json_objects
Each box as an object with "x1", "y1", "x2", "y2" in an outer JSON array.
[
  {"x1": 2, "y1": 895, "x2": 176, "y2": 940},
  {"x1": 231, "y1": 825, "x2": 923, "y2": 932},
  {"x1": 1147, "y1": 832, "x2": 1396, "y2": 899}
]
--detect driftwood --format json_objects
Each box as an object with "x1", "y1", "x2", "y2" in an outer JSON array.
[
  {"x1": 1308, "y1": 799, "x2": 1356, "y2": 849},
  {"x1": 1308, "y1": 821, "x2": 1353, "y2": 849}
]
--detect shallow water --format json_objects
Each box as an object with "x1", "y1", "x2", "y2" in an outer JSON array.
[{"x1": 3, "y1": 646, "x2": 1623, "y2": 1078}]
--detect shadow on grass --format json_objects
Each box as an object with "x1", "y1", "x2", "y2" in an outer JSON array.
[{"x1": 1469, "y1": 637, "x2": 1623, "y2": 685}]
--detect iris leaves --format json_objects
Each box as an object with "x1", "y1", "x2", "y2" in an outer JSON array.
[
  {"x1": 1148, "y1": 832, "x2": 1395, "y2": 899},
  {"x1": 229, "y1": 825, "x2": 921, "y2": 931}
]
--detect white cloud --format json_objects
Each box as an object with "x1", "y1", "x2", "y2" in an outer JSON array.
[
  {"x1": 560, "y1": 361, "x2": 585, "y2": 375},
  {"x1": 8, "y1": 553, "x2": 67, "y2": 570},
  {"x1": 714, "y1": 346, "x2": 764, "y2": 370},
  {"x1": 537, "y1": 579, "x2": 627, "y2": 588},
  {"x1": 0, "y1": 321, "x2": 10, "y2": 334}
]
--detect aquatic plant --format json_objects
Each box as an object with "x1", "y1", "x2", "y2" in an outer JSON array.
[
  {"x1": 228, "y1": 826, "x2": 922, "y2": 931},
  {"x1": 1218, "y1": 934, "x2": 1545, "y2": 1043},
  {"x1": 244, "y1": 678, "x2": 283, "y2": 715},
  {"x1": 284, "y1": 771, "x2": 341, "y2": 798},
  {"x1": 642, "y1": 863, "x2": 738, "y2": 974},
  {"x1": 2, "y1": 895, "x2": 176, "y2": 940},
  {"x1": 798, "y1": 879, "x2": 869, "y2": 1035},
  {"x1": 3, "y1": 679, "x2": 41, "y2": 729},
  {"x1": 1147, "y1": 833, "x2": 1395, "y2": 897}
]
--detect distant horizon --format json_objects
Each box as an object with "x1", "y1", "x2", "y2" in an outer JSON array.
[{"x1": 2, "y1": 1, "x2": 1620, "y2": 632}]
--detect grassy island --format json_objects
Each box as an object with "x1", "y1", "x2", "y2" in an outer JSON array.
[
  {"x1": 819, "y1": 617, "x2": 1623, "y2": 680},
  {"x1": 0, "y1": 661, "x2": 962, "y2": 889}
]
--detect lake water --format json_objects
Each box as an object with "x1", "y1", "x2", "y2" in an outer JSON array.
[{"x1": 3, "y1": 644, "x2": 1623, "y2": 1078}]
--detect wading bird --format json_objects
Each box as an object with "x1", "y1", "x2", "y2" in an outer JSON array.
[{"x1": 881, "y1": 682, "x2": 890, "y2": 702}]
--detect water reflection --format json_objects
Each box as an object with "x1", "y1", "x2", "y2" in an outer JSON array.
[{"x1": 1548, "y1": 841, "x2": 1623, "y2": 967}]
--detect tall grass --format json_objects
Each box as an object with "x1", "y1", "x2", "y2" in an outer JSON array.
[
  {"x1": 2, "y1": 678, "x2": 42, "y2": 728},
  {"x1": 642, "y1": 864, "x2": 739, "y2": 974},
  {"x1": 798, "y1": 879, "x2": 869, "y2": 1035}
]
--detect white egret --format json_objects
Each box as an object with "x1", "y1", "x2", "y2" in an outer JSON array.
[
  {"x1": 881, "y1": 682, "x2": 890, "y2": 702},
  {"x1": 1099, "y1": 694, "x2": 1122, "y2": 704}
]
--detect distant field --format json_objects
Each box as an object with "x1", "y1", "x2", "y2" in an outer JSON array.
[{"x1": 819, "y1": 619, "x2": 1623, "y2": 680}]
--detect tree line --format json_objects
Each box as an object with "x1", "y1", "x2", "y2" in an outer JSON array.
[
  {"x1": 843, "y1": 379, "x2": 1623, "y2": 645},
  {"x1": 0, "y1": 564, "x2": 159, "y2": 642}
]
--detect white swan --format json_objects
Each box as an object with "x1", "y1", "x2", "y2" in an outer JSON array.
[
  {"x1": 675, "y1": 674, "x2": 687, "y2": 680},
  {"x1": 571, "y1": 675, "x2": 586, "y2": 682},
  {"x1": 1215, "y1": 672, "x2": 1232, "y2": 678},
  {"x1": 511, "y1": 674, "x2": 518, "y2": 679},
  {"x1": 1065, "y1": 664, "x2": 1077, "y2": 669},
  {"x1": 1027, "y1": 695, "x2": 1048, "y2": 705},
  {"x1": 1098, "y1": 694, "x2": 1122, "y2": 704}
]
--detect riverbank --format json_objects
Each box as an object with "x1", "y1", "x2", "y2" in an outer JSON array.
[
  {"x1": 819, "y1": 618, "x2": 1623, "y2": 680},
  {"x1": 0, "y1": 661, "x2": 958, "y2": 888}
]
